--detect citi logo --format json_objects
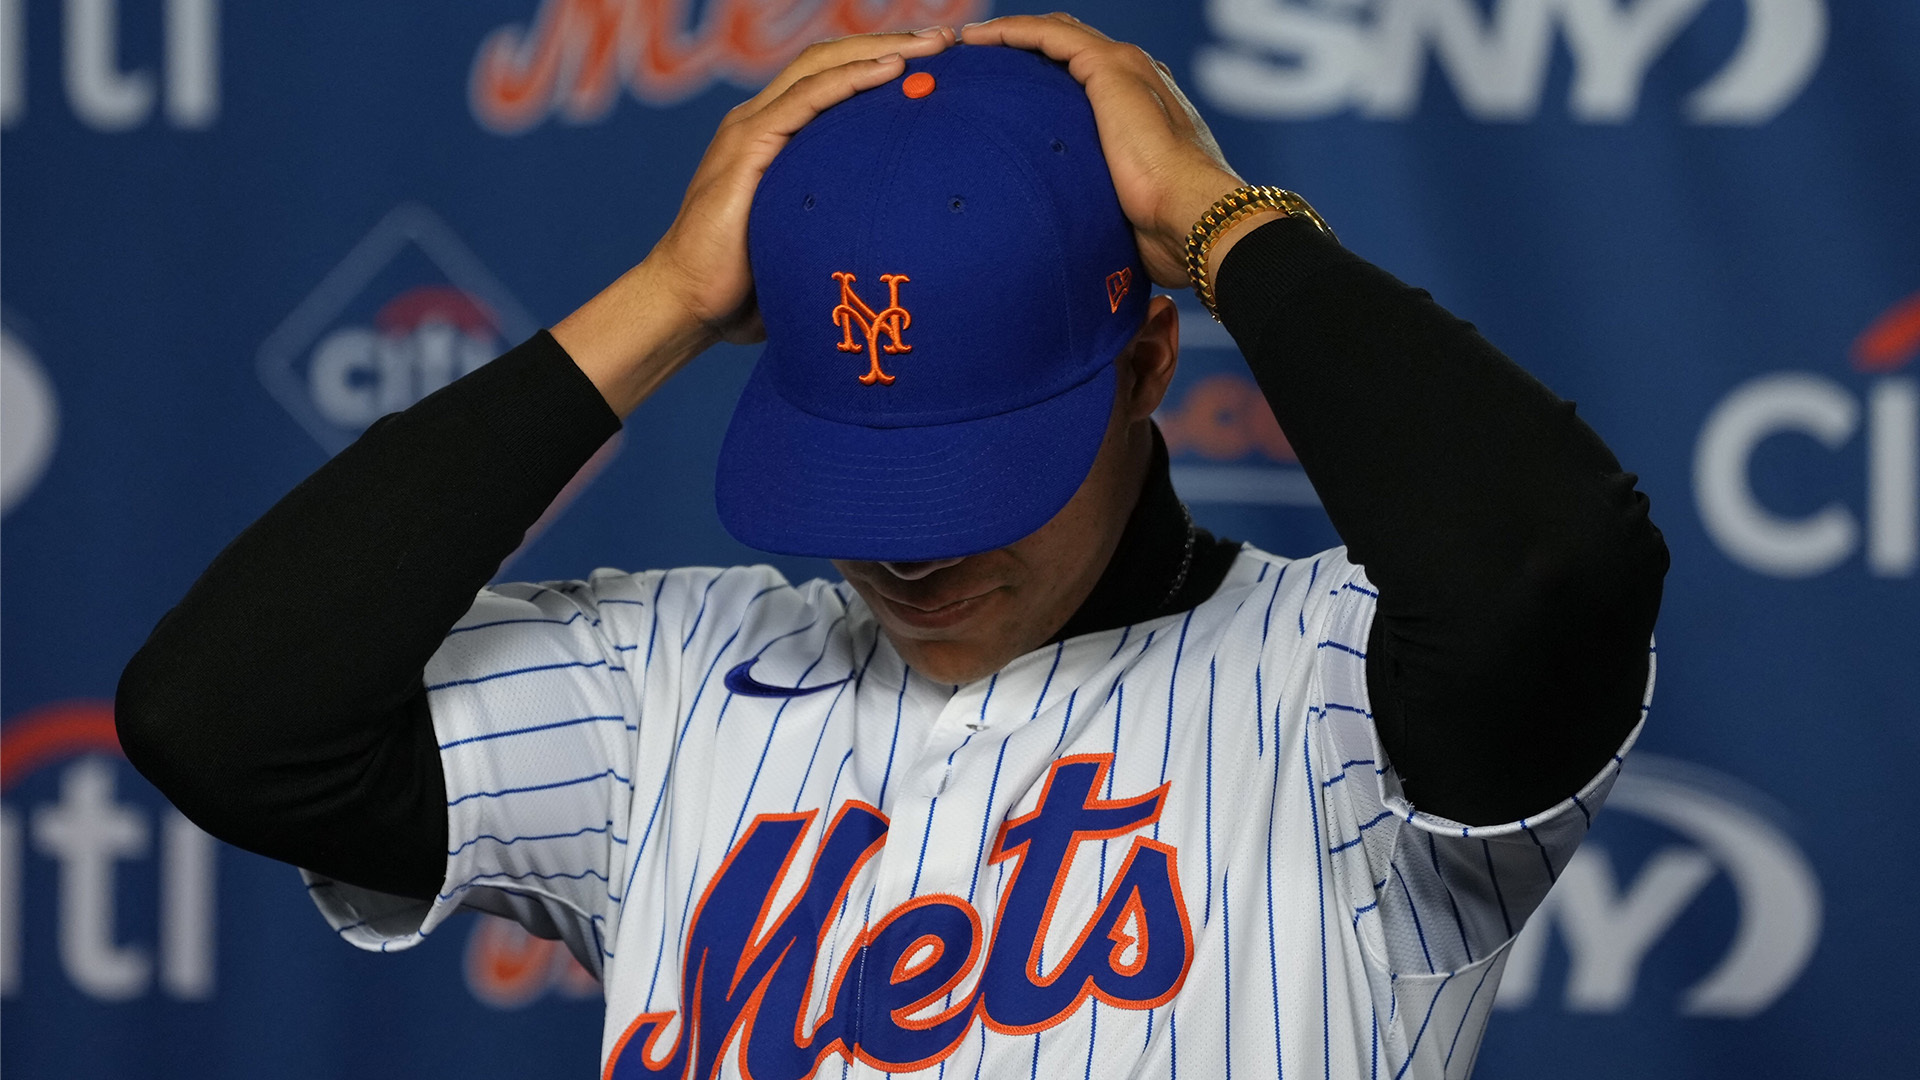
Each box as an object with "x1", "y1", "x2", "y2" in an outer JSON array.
[
  {"x1": 1496, "y1": 754, "x2": 1821, "y2": 1017},
  {"x1": 0, "y1": 0, "x2": 220, "y2": 131},
  {"x1": 467, "y1": 0, "x2": 985, "y2": 135},
  {"x1": 256, "y1": 204, "x2": 538, "y2": 456},
  {"x1": 1196, "y1": 0, "x2": 1827, "y2": 125},
  {"x1": 256, "y1": 204, "x2": 619, "y2": 564},
  {"x1": 1, "y1": 701, "x2": 218, "y2": 1003},
  {"x1": 1, "y1": 322, "x2": 59, "y2": 516},
  {"x1": 1694, "y1": 291, "x2": 1918, "y2": 579}
]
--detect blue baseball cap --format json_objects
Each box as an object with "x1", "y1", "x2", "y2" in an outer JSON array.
[{"x1": 715, "y1": 44, "x2": 1151, "y2": 562}]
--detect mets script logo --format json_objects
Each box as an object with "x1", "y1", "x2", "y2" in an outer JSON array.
[
  {"x1": 832, "y1": 272, "x2": 912, "y2": 386},
  {"x1": 468, "y1": 0, "x2": 986, "y2": 134},
  {"x1": 605, "y1": 755, "x2": 1193, "y2": 1078}
]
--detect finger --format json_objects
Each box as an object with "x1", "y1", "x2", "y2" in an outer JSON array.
[
  {"x1": 749, "y1": 28, "x2": 952, "y2": 108},
  {"x1": 959, "y1": 13, "x2": 1115, "y2": 61},
  {"x1": 752, "y1": 53, "x2": 912, "y2": 141}
]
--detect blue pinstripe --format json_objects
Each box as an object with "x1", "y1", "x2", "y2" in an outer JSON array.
[
  {"x1": 446, "y1": 768, "x2": 628, "y2": 806},
  {"x1": 1204, "y1": 658, "x2": 1217, "y2": 926},
  {"x1": 619, "y1": 585, "x2": 784, "y2": 909},
  {"x1": 1370, "y1": 997, "x2": 1379, "y2": 1079},
  {"x1": 1520, "y1": 819, "x2": 1558, "y2": 883},
  {"x1": 624, "y1": 620, "x2": 747, "y2": 898},
  {"x1": 438, "y1": 713, "x2": 625, "y2": 749},
  {"x1": 448, "y1": 819, "x2": 613, "y2": 857},
  {"x1": 823, "y1": 746, "x2": 855, "y2": 817},
  {"x1": 792, "y1": 678, "x2": 854, "y2": 814},
  {"x1": 1480, "y1": 840, "x2": 1514, "y2": 937},
  {"x1": 1265, "y1": 693, "x2": 1287, "y2": 1078},
  {"x1": 1097, "y1": 681, "x2": 1125, "y2": 892},
  {"x1": 1223, "y1": 870, "x2": 1233, "y2": 1080},
  {"x1": 642, "y1": 573, "x2": 668, "y2": 672},
  {"x1": 1304, "y1": 693, "x2": 1332, "y2": 1080},
  {"x1": 427, "y1": 658, "x2": 622, "y2": 691},
  {"x1": 439, "y1": 865, "x2": 609, "y2": 900},
  {"x1": 793, "y1": 632, "x2": 880, "y2": 813},
  {"x1": 722, "y1": 618, "x2": 845, "y2": 849},
  {"x1": 1053, "y1": 688, "x2": 1078, "y2": 754},
  {"x1": 1255, "y1": 564, "x2": 1287, "y2": 759},
  {"x1": 1427, "y1": 832, "x2": 1475, "y2": 964},
  {"x1": 1391, "y1": 862, "x2": 1436, "y2": 974},
  {"x1": 1300, "y1": 559, "x2": 1321, "y2": 635},
  {"x1": 911, "y1": 728, "x2": 976, "y2": 897},
  {"x1": 645, "y1": 850, "x2": 704, "y2": 1010},
  {"x1": 1033, "y1": 642, "x2": 1065, "y2": 724},
  {"x1": 971, "y1": 734, "x2": 1013, "y2": 906},
  {"x1": 1392, "y1": 974, "x2": 1455, "y2": 1080},
  {"x1": 1444, "y1": 962, "x2": 1496, "y2": 1071},
  {"x1": 1081, "y1": 997, "x2": 1098, "y2": 1080},
  {"x1": 679, "y1": 571, "x2": 727, "y2": 652},
  {"x1": 446, "y1": 611, "x2": 585, "y2": 636},
  {"x1": 1155, "y1": 611, "x2": 1195, "y2": 843},
  {"x1": 878, "y1": 665, "x2": 910, "y2": 809}
]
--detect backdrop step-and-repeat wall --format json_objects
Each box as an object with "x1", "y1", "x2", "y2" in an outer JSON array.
[{"x1": 2, "y1": 2, "x2": 1915, "y2": 1077}]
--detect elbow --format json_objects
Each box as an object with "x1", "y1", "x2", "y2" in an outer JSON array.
[
  {"x1": 1519, "y1": 478, "x2": 1670, "y2": 632},
  {"x1": 115, "y1": 641, "x2": 185, "y2": 799},
  {"x1": 114, "y1": 631, "x2": 229, "y2": 830}
]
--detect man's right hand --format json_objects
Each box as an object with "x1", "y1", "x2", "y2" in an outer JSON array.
[{"x1": 554, "y1": 27, "x2": 955, "y2": 417}]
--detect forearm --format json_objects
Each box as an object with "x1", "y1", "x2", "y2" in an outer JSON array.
[
  {"x1": 116, "y1": 331, "x2": 623, "y2": 897},
  {"x1": 553, "y1": 258, "x2": 721, "y2": 417},
  {"x1": 114, "y1": 27, "x2": 957, "y2": 896},
  {"x1": 1215, "y1": 217, "x2": 1668, "y2": 824}
]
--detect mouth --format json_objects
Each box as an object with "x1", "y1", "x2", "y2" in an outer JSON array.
[{"x1": 870, "y1": 584, "x2": 1004, "y2": 631}]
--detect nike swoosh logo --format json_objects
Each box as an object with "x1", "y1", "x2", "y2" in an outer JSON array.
[{"x1": 723, "y1": 659, "x2": 851, "y2": 699}]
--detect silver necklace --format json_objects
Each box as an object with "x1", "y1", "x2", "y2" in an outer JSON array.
[{"x1": 1160, "y1": 503, "x2": 1197, "y2": 611}]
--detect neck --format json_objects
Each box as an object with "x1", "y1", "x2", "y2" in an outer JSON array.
[{"x1": 1049, "y1": 424, "x2": 1239, "y2": 643}]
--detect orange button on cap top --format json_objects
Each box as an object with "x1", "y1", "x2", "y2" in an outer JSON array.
[{"x1": 902, "y1": 72, "x2": 935, "y2": 99}]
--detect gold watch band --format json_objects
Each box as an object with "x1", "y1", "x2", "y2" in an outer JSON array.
[{"x1": 1185, "y1": 186, "x2": 1335, "y2": 320}]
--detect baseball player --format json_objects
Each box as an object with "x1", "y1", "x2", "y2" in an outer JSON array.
[{"x1": 118, "y1": 16, "x2": 1666, "y2": 1080}]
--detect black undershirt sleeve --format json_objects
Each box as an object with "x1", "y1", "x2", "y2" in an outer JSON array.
[
  {"x1": 1214, "y1": 216, "x2": 1669, "y2": 825},
  {"x1": 116, "y1": 331, "x2": 620, "y2": 900},
  {"x1": 115, "y1": 219, "x2": 1666, "y2": 901}
]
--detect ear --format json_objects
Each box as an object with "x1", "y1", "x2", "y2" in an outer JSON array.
[{"x1": 1120, "y1": 295, "x2": 1181, "y2": 423}]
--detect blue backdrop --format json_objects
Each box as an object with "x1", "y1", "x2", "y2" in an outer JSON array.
[{"x1": 3, "y1": 1, "x2": 1915, "y2": 1077}]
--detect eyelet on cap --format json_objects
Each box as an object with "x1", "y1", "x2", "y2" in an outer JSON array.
[{"x1": 903, "y1": 72, "x2": 936, "y2": 99}]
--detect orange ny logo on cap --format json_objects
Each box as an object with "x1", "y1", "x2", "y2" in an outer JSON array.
[{"x1": 832, "y1": 272, "x2": 912, "y2": 385}]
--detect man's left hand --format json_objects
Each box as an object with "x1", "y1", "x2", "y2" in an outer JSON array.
[{"x1": 960, "y1": 14, "x2": 1252, "y2": 289}]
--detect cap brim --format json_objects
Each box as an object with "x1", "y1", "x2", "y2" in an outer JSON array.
[{"x1": 716, "y1": 354, "x2": 1116, "y2": 562}]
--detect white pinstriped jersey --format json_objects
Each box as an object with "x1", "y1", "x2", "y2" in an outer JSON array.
[{"x1": 306, "y1": 545, "x2": 1648, "y2": 1079}]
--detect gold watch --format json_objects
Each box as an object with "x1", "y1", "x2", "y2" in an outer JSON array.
[{"x1": 1185, "y1": 186, "x2": 1335, "y2": 320}]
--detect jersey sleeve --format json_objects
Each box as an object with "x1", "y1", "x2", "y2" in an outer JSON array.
[
  {"x1": 1302, "y1": 554, "x2": 1651, "y2": 979},
  {"x1": 302, "y1": 567, "x2": 687, "y2": 975}
]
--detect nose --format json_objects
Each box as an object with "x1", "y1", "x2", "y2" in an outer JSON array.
[{"x1": 879, "y1": 557, "x2": 965, "y2": 580}]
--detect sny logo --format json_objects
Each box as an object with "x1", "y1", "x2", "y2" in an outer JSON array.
[
  {"x1": 606, "y1": 755, "x2": 1193, "y2": 1079},
  {"x1": 832, "y1": 272, "x2": 912, "y2": 386},
  {"x1": 1195, "y1": 0, "x2": 1827, "y2": 126}
]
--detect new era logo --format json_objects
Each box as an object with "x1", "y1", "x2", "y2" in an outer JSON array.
[{"x1": 1107, "y1": 268, "x2": 1132, "y2": 313}]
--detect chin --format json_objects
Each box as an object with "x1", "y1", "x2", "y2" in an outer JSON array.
[{"x1": 887, "y1": 634, "x2": 1020, "y2": 686}]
